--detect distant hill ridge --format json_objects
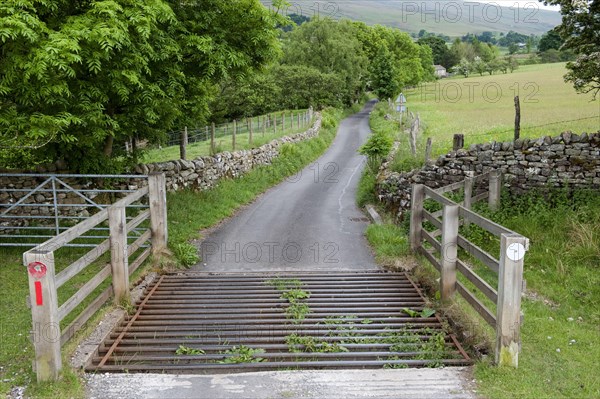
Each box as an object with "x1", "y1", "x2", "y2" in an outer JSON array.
[{"x1": 263, "y1": 0, "x2": 561, "y2": 37}]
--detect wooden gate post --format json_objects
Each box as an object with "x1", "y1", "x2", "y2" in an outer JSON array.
[
  {"x1": 489, "y1": 170, "x2": 502, "y2": 210},
  {"x1": 232, "y1": 120, "x2": 237, "y2": 151},
  {"x1": 148, "y1": 173, "x2": 168, "y2": 255},
  {"x1": 248, "y1": 117, "x2": 253, "y2": 146},
  {"x1": 440, "y1": 204, "x2": 459, "y2": 301},
  {"x1": 463, "y1": 176, "x2": 474, "y2": 228},
  {"x1": 108, "y1": 205, "x2": 129, "y2": 304},
  {"x1": 210, "y1": 123, "x2": 216, "y2": 155},
  {"x1": 409, "y1": 184, "x2": 425, "y2": 251},
  {"x1": 24, "y1": 250, "x2": 61, "y2": 382},
  {"x1": 496, "y1": 234, "x2": 528, "y2": 367},
  {"x1": 180, "y1": 127, "x2": 187, "y2": 160}
]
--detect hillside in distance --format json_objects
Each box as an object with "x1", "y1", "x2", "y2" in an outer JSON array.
[{"x1": 266, "y1": 1, "x2": 561, "y2": 37}]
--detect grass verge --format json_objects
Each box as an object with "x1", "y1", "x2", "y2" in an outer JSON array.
[{"x1": 361, "y1": 99, "x2": 600, "y2": 397}]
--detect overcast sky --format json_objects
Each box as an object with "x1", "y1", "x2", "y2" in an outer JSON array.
[{"x1": 476, "y1": 1, "x2": 560, "y2": 11}]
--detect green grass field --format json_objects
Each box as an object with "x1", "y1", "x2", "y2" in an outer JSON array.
[
  {"x1": 363, "y1": 62, "x2": 600, "y2": 397},
  {"x1": 402, "y1": 63, "x2": 600, "y2": 158},
  {"x1": 142, "y1": 109, "x2": 311, "y2": 164}
]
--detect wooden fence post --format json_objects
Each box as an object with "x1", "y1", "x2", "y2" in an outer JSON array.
[
  {"x1": 297, "y1": 112, "x2": 300, "y2": 129},
  {"x1": 282, "y1": 112, "x2": 285, "y2": 131},
  {"x1": 24, "y1": 250, "x2": 61, "y2": 382},
  {"x1": 453, "y1": 134, "x2": 464, "y2": 151},
  {"x1": 148, "y1": 173, "x2": 168, "y2": 255},
  {"x1": 210, "y1": 123, "x2": 216, "y2": 155},
  {"x1": 409, "y1": 116, "x2": 419, "y2": 156},
  {"x1": 514, "y1": 96, "x2": 521, "y2": 141},
  {"x1": 496, "y1": 234, "x2": 527, "y2": 367},
  {"x1": 273, "y1": 114, "x2": 277, "y2": 134},
  {"x1": 108, "y1": 205, "x2": 129, "y2": 304},
  {"x1": 262, "y1": 117, "x2": 266, "y2": 137},
  {"x1": 248, "y1": 117, "x2": 253, "y2": 146},
  {"x1": 180, "y1": 127, "x2": 187, "y2": 160},
  {"x1": 424, "y1": 137, "x2": 432, "y2": 164},
  {"x1": 440, "y1": 204, "x2": 459, "y2": 301},
  {"x1": 232, "y1": 119, "x2": 237, "y2": 151},
  {"x1": 463, "y1": 176, "x2": 474, "y2": 228},
  {"x1": 489, "y1": 170, "x2": 502, "y2": 210},
  {"x1": 409, "y1": 184, "x2": 425, "y2": 251}
]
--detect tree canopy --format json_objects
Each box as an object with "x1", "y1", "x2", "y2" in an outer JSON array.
[
  {"x1": 545, "y1": 0, "x2": 600, "y2": 99},
  {"x1": 1, "y1": 6, "x2": 435, "y2": 172},
  {"x1": 0, "y1": 0, "x2": 282, "y2": 172}
]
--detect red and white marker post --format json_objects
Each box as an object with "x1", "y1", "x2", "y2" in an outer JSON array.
[{"x1": 24, "y1": 250, "x2": 62, "y2": 382}]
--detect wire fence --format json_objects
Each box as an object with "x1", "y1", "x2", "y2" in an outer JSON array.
[
  {"x1": 128, "y1": 109, "x2": 314, "y2": 160},
  {"x1": 466, "y1": 115, "x2": 600, "y2": 138}
]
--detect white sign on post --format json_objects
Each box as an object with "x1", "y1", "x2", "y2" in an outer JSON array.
[{"x1": 506, "y1": 242, "x2": 526, "y2": 262}]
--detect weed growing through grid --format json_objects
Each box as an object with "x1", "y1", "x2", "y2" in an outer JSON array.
[
  {"x1": 175, "y1": 345, "x2": 205, "y2": 356},
  {"x1": 218, "y1": 346, "x2": 265, "y2": 364},
  {"x1": 267, "y1": 278, "x2": 312, "y2": 323}
]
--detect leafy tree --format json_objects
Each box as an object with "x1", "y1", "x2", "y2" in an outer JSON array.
[
  {"x1": 280, "y1": 13, "x2": 309, "y2": 32},
  {"x1": 271, "y1": 65, "x2": 344, "y2": 110},
  {"x1": 370, "y1": 45, "x2": 400, "y2": 100},
  {"x1": 545, "y1": 0, "x2": 600, "y2": 98},
  {"x1": 358, "y1": 131, "x2": 393, "y2": 172},
  {"x1": 209, "y1": 72, "x2": 281, "y2": 121},
  {"x1": 498, "y1": 31, "x2": 529, "y2": 47},
  {"x1": 538, "y1": 29, "x2": 563, "y2": 52},
  {"x1": 540, "y1": 49, "x2": 563, "y2": 63},
  {"x1": 418, "y1": 44, "x2": 435, "y2": 82},
  {"x1": 418, "y1": 36, "x2": 458, "y2": 69},
  {"x1": 0, "y1": 0, "x2": 283, "y2": 172},
  {"x1": 506, "y1": 56, "x2": 519, "y2": 73},
  {"x1": 508, "y1": 43, "x2": 519, "y2": 54},
  {"x1": 353, "y1": 22, "x2": 429, "y2": 90},
  {"x1": 282, "y1": 18, "x2": 368, "y2": 106},
  {"x1": 472, "y1": 57, "x2": 487, "y2": 76},
  {"x1": 452, "y1": 58, "x2": 471, "y2": 78}
]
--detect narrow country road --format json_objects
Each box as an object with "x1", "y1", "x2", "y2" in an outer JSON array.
[
  {"x1": 195, "y1": 100, "x2": 379, "y2": 272},
  {"x1": 86, "y1": 101, "x2": 477, "y2": 399}
]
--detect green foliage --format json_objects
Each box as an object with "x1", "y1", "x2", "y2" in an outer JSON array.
[
  {"x1": 281, "y1": 289, "x2": 310, "y2": 302},
  {"x1": 266, "y1": 278, "x2": 303, "y2": 291},
  {"x1": 418, "y1": 36, "x2": 459, "y2": 69},
  {"x1": 402, "y1": 307, "x2": 436, "y2": 318},
  {"x1": 271, "y1": 65, "x2": 344, "y2": 110},
  {"x1": 175, "y1": 345, "x2": 204, "y2": 356},
  {"x1": 358, "y1": 131, "x2": 393, "y2": 172},
  {"x1": 356, "y1": 167, "x2": 377, "y2": 208},
  {"x1": 0, "y1": 0, "x2": 283, "y2": 172},
  {"x1": 546, "y1": 0, "x2": 600, "y2": 98},
  {"x1": 285, "y1": 333, "x2": 348, "y2": 353},
  {"x1": 538, "y1": 29, "x2": 563, "y2": 53},
  {"x1": 267, "y1": 278, "x2": 311, "y2": 323},
  {"x1": 282, "y1": 18, "x2": 368, "y2": 107},
  {"x1": 219, "y1": 345, "x2": 265, "y2": 364},
  {"x1": 172, "y1": 242, "x2": 199, "y2": 267},
  {"x1": 370, "y1": 45, "x2": 400, "y2": 101},
  {"x1": 364, "y1": 223, "x2": 410, "y2": 267}
]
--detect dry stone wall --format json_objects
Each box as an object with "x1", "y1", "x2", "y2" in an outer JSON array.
[
  {"x1": 0, "y1": 114, "x2": 322, "y2": 230},
  {"x1": 133, "y1": 112, "x2": 322, "y2": 191},
  {"x1": 377, "y1": 131, "x2": 600, "y2": 212}
]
